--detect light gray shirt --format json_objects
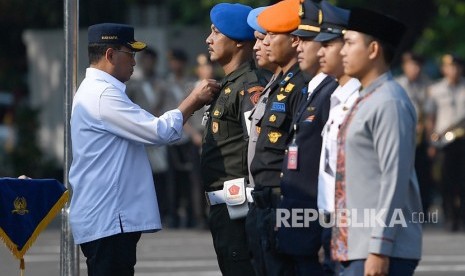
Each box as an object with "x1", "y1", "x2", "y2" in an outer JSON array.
[
  {"x1": 343, "y1": 72, "x2": 422, "y2": 260},
  {"x1": 247, "y1": 73, "x2": 278, "y2": 187}
]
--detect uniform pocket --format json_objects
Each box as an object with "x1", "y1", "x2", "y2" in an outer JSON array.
[
  {"x1": 210, "y1": 105, "x2": 229, "y2": 140},
  {"x1": 262, "y1": 112, "x2": 288, "y2": 151}
]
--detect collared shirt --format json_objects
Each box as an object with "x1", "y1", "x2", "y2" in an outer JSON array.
[
  {"x1": 250, "y1": 63, "x2": 307, "y2": 189},
  {"x1": 307, "y1": 72, "x2": 328, "y2": 99},
  {"x1": 69, "y1": 68, "x2": 183, "y2": 244},
  {"x1": 343, "y1": 72, "x2": 422, "y2": 260},
  {"x1": 247, "y1": 73, "x2": 281, "y2": 187},
  {"x1": 201, "y1": 61, "x2": 264, "y2": 190},
  {"x1": 317, "y1": 78, "x2": 360, "y2": 213}
]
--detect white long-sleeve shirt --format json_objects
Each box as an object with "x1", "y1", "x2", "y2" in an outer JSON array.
[
  {"x1": 69, "y1": 68, "x2": 183, "y2": 244},
  {"x1": 318, "y1": 77, "x2": 360, "y2": 213}
]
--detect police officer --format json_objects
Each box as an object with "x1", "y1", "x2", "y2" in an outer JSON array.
[
  {"x1": 427, "y1": 54, "x2": 465, "y2": 232},
  {"x1": 275, "y1": 1, "x2": 338, "y2": 274},
  {"x1": 247, "y1": 0, "x2": 309, "y2": 274},
  {"x1": 201, "y1": 3, "x2": 266, "y2": 275}
]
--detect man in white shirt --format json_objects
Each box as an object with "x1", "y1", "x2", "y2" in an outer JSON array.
[
  {"x1": 313, "y1": 2, "x2": 361, "y2": 274},
  {"x1": 69, "y1": 23, "x2": 219, "y2": 276}
]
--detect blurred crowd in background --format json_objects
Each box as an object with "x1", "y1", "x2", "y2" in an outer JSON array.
[{"x1": 0, "y1": 0, "x2": 464, "y2": 231}]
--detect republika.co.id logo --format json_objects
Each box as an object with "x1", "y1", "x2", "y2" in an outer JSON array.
[{"x1": 276, "y1": 208, "x2": 438, "y2": 228}]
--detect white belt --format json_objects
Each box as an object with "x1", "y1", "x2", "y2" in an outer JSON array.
[{"x1": 206, "y1": 187, "x2": 254, "y2": 206}]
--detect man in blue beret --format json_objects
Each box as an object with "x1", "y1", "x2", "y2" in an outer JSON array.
[
  {"x1": 200, "y1": 3, "x2": 267, "y2": 276},
  {"x1": 334, "y1": 7, "x2": 422, "y2": 275},
  {"x1": 69, "y1": 23, "x2": 220, "y2": 276}
]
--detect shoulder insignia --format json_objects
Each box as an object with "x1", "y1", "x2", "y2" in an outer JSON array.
[
  {"x1": 268, "y1": 131, "x2": 282, "y2": 143},
  {"x1": 271, "y1": 102, "x2": 286, "y2": 112},
  {"x1": 212, "y1": 121, "x2": 219, "y2": 133},
  {"x1": 240, "y1": 90, "x2": 245, "y2": 96},
  {"x1": 247, "y1": 86, "x2": 264, "y2": 94},
  {"x1": 225, "y1": 87, "x2": 231, "y2": 94},
  {"x1": 269, "y1": 114, "x2": 277, "y2": 123},
  {"x1": 12, "y1": 197, "x2": 28, "y2": 215},
  {"x1": 285, "y1": 83, "x2": 295, "y2": 93},
  {"x1": 276, "y1": 94, "x2": 286, "y2": 101}
]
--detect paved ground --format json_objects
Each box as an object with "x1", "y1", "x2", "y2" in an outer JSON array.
[{"x1": 1, "y1": 224, "x2": 464, "y2": 275}]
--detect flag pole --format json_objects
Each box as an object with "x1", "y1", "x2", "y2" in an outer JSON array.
[{"x1": 62, "y1": 0, "x2": 80, "y2": 275}]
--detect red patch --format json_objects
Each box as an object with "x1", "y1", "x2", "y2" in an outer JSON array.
[{"x1": 228, "y1": 184, "x2": 240, "y2": 195}]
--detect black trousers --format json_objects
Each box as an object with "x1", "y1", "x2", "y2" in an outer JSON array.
[
  {"x1": 80, "y1": 232, "x2": 142, "y2": 276},
  {"x1": 208, "y1": 204, "x2": 255, "y2": 276},
  {"x1": 245, "y1": 203, "x2": 294, "y2": 276},
  {"x1": 441, "y1": 139, "x2": 465, "y2": 231}
]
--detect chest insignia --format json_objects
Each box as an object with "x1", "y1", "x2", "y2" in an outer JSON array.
[
  {"x1": 277, "y1": 94, "x2": 286, "y2": 101},
  {"x1": 271, "y1": 102, "x2": 286, "y2": 112},
  {"x1": 305, "y1": 115, "x2": 315, "y2": 122},
  {"x1": 212, "y1": 121, "x2": 219, "y2": 133},
  {"x1": 269, "y1": 114, "x2": 277, "y2": 123},
  {"x1": 285, "y1": 83, "x2": 295, "y2": 93},
  {"x1": 268, "y1": 131, "x2": 282, "y2": 143}
]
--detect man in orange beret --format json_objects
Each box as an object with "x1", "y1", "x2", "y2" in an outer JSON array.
[{"x1": 247, "y1": 0, "x2": 308, "y2": 275}]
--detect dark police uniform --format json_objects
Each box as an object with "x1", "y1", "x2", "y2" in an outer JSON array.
[
  {"x1": 247, "y1": 63, "x2": 307, "y2": 276},
  {"x1": 201, "y1": 60, "x2": 265, "y2": 276},
  {"x1": 277, "y1": 74, "x2": 338, "y2": 274}
]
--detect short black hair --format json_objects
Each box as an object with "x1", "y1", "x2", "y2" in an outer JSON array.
[
  {"x1": 142, "y1": 47, "x2": 158, "y2": 60},
  {"x1": 362, "y1": 34, "x2": 396, "y2": 65},
  {"x1": 168, "y1": 48, "x2": 188, "y2": 63},
  {"x1": 402, "y1": 52, "x2": 425, "y2": 65},
  {"x1": 88, "y1": 43, "x2": 122, "y2": 65}
]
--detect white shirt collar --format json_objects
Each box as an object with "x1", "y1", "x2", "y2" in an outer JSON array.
[
  {"x1": 307, "y1": 72, "x2": 328, "y2": 95},
  {"x1": 86, "y1": 67, "x2": 126, "y2": 93},
  {"x1": 332, "y1": 78, "x2": 361, "y2": 104}
]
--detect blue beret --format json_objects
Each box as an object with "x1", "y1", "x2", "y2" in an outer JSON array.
[
  {"x1": 314, "y1": 1, "x2": 350, "y2": 42},
  {"x1": 210, "y1": 3, "x2": 255, "y2": 41},
  {"x1": 247, "y1": 7, "x2": 267, "y2": 34},
  {"x1": 88, "y1": 23, "x2": 146, "y2": 51}
]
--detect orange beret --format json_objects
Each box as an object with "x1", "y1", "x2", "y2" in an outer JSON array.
[{"x1": 257, "y1": 0, "x2": 301, "y2": 33}]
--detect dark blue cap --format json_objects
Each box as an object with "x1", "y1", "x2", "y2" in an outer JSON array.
[
  {"x1": 210, "y1": 3, "x2": 255, "y2": 41},
  {"x1": 291, "y1": 0, "x2": 321, "y2": 38},
  {"x1": 314, "y1": 1, "x2": 350, "y2": 42},
  {"x1": 348, "y1": 7, "x2": 406, "y2": 48},
  {"x1": 247, "y1": 7, "x2": 267, "y2": 34},
  {"x1": 88, "y1": 23, "x2": 146, "y2": 51}
]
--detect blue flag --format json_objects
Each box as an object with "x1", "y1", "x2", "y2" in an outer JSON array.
[{"x1": 0, "y1": 178, "x2": 68, "y2": 270}]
